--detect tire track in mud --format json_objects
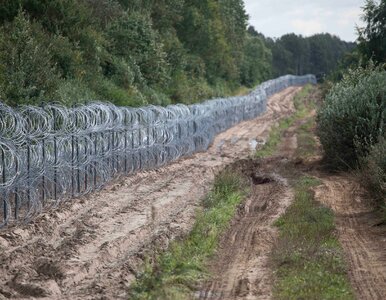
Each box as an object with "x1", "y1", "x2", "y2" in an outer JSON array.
[
  {"x1": 198, "y1": 178, "x2": 293, "y2": 300},
  {"x1": 0, "y1": 87, "x2": 301, "y2": 300},
  {"x1": 314, "y1": 175, "x2": 386, "y2": 300},
  {"x1": 197, "y1": 121, "x2": 301, "y2": 300}
]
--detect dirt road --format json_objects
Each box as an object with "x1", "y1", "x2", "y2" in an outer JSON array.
[
  {"x1": 314, "y1": 175, "x2": 386, "y2": 300},
  {"x1": 0, "y1": 87, "x2": 301, "y2": 299},
  {"x1": 197, "y1": 113, "x2": 303, "y2": 300},
  {"x1": 197, "y1": 83, "x2": 386, "y2": 300}
]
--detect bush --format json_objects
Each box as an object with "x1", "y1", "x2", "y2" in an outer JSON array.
[
  {"x1": 0, "y1": 11, "x2": 59, "y2": 105},
  {"x1": 360, "y1": 138, "x2": 386, "y2": 203},
  {"x1": 316, "y1": 66, "x2": 386, "y2": 168},
  {"x1": 54, "y1": 79, "x2": 97, "y2": 105},
  {"x1": 107, "y1": 12, "x2": 169, "y2": 86},
  {"x1": 88, "y1": 76, "x2": 143, "y2": 106}
]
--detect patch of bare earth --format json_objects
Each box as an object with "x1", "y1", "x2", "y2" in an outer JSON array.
[
  {"x1": 197, "y1": 122, "x2": 300, "y2": 300},
  {"x1": 313, "y1": 174, "x2": 386, "y2": 300},
  {"x1": 0, "y1": 87, "x2": 301, "y2": 300}
]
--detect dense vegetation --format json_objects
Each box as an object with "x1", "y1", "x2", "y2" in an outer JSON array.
[
  {"x1": 316, "y1": 0, "x2": 385, "y2": 202},
  {"x1": 0, "y1": 0, "x2": 353, "y2": 107},
  {"x1": 317, "y1": 65, "x2": 385, "y2": 168},
  {"x1": 0, "y1": 0, "x2": 273, "y2": 106},
  {"x1": 358, "y1": 0, "x2": 386, "y2": 65},
  {"x1": 248, "y1": 27, "x2": 355, "y2": 79}
]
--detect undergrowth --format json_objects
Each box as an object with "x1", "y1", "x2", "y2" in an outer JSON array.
[
  {"x1": 359, "y1": 137, "x2": 386, "y2": 214},
  {"x1": 129, "y1": 169, "x2": 248, "y2": 299}
]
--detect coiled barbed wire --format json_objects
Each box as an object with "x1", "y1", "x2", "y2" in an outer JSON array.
[{"x1": 0, "y1": 75, "x2": 316, "y2": 226}]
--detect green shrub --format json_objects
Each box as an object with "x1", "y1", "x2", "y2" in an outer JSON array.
[
  {"x1": 360, "y1": 137, "x2": 386, "y2": 203},
  {"x1": 89, "y1": 76, "x2": 143, "y2": 107},
  {"x1": 107, "y1": 12, "x2": 169, "y2": 86},
  {"x1": 316, "y1": 66, "x2": 386, "y2": 168},
  {"x1": 0, "y1": 11, "x2": 60, "y2": 105},
  {"x1": 54, "y1": 79, "x2": 97, "y2": 105}
]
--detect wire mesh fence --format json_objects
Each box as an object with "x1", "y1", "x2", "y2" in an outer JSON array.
[{"x1": 0, "y1": 74, "x2": 316, "y2": 227}]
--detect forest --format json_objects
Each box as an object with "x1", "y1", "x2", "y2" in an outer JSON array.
[{"x1": 0, "y1": 0, "x2": 353, "y2": 107}]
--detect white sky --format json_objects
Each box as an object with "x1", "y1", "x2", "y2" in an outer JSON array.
[{"x1": 244, "y1": 0, "x2": 366, "y2": 41}]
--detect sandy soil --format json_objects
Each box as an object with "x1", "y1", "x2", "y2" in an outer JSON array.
[
  {"x1": 314, "y1": 175, "x2": 386, "y2": 300},
  {"x1": 0, "y1": 87, "x2": 301, "y2": 300},
  {"x1": 196, "y1": 119, "x2": 300, "y2": 300}
]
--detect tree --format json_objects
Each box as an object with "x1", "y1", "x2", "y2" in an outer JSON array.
[
  {"x1": 0, "y1": 11, "x2": 59, "y2": 105},
  {"x1": 358, "y1": 0, "x2": 386, "y2": 63},
  {"x1": 240, "y1": 35, "x2": 272, "y2": 86},
  {"x1": 107, "y1": 12, "x2": 169, "y2": 86}
]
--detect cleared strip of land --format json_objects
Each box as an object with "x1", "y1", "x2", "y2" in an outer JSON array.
[{"x1": 0, "y1": 87, "x2": 300, "y2": 300}]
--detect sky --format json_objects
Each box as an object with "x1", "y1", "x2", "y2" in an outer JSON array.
[{"x1": 244, "y1": 0, "x2": 366, "y2": 42}]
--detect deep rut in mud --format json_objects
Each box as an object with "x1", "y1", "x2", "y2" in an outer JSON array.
[{"x1": 0, "y1": 87, "x2": 301, "y2": 299}]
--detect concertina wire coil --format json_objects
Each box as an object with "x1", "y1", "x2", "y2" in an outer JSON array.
[{"x1": 0, "y1": 74, "x2": 316, "y2": 227}]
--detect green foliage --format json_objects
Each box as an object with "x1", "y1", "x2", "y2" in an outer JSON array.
[
  {"x1": 359, "y1": 137, "x2": 386, "y2": 204},
  {"x1": 358, "y1": 0, "x2": 386, "y2": 64},
  {"x1": 107, "y1": 12, "x2": 169, "y2": 86},
  {"x1": 129, "y1": 170, "x2": 247, "y2": 299},
  {"x1": 177, "y1": 0, "x2": 236, "y2": 83},
  {"x1": 328, "y1": 0, "x2": 386, "y2": 85},
  {"x1": 0, "y1": 11, "x2": 59, "y2": 105},
  {"x1": 54, "y1": 79, "x2": 97, "y2": 105},
  {"x1": 0, "y1": 0, "x2": 354, "y2": 106},
  {"x1": 273, "y1": 176, "x2": 354, "y2": 300},
  {"x1": 250, "y1": 28, "x2": 355, "y2": 79},
  {"x1": 240, "y1": 35, "x2": 272, "y2": 87},
  {"x1": 0, "y1": 0, "x2": 273, "y2": 106},
  {"x1": 316, "y1": 65, "x2": 386, "y2": 168}
]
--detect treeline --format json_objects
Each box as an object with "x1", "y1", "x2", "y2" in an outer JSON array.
[
  {"x1": 0, "y1": 0, "x2": 272, "y2": 107},
  {"x1": 248, "y1": 27, "x2": 355, "y2": 79},
  {"x1": 0, "y1": 0, "x2": 353, "y2": 107}
]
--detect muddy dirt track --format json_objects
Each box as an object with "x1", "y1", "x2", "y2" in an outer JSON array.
[
  {"x1": 197, "y1": 138, "x2": 298, "y2": 300},
  {"x1": 314, "y1": 175, "x2": 386, "y2": 300},
  {"x1": 0, "y1": 87, "x2": 301, "y2": 299}
]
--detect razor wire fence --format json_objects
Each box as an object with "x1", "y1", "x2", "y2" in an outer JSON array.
[{"x1": 0, "y1": 74, "x2": 316, "y2": 227}]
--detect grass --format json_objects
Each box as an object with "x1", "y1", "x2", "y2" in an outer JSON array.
[
  {"x1": 129, "y1": 170, "x2": 248, "y2": 300},
  {"x1": 255, "y1": 84, "x2": 354, "y2": 299},
  {"x1": 256, "y1": 117, "x2": 296, "y2": 157},
  {"x1": 271, "y1": 86, "x2": 354, "y2": 299},
  {"x1": 272, "y1": 176, "x2": 354, "y2": 300},
  {"x1": 295, "y1": 118, "x2": 317, "y2": 158},
  {"x1": 293, "y1": 83, "x2": 314, "y2": 112},
  {"x1": 256, "y1": 84, "x2": 313, "y2": 158}
]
